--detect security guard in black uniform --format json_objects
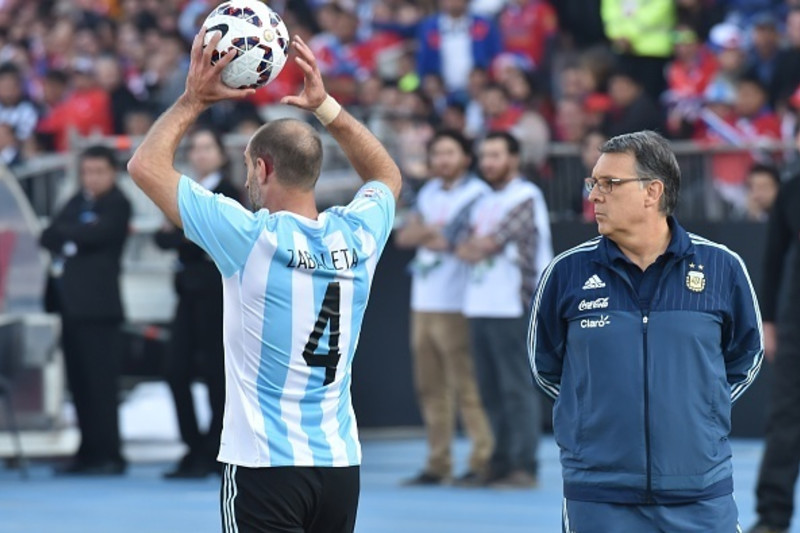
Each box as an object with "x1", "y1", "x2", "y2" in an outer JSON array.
[
  {"x1": 41, "y1": 145, "x2": 131, "y2": 476},
  {"x1": 155, "y1": 127, "x2": 242, "y2": 478}
]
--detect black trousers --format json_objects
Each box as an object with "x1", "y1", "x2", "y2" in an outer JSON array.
[
  {"x1": 165, "y1": 287, "x2": 225, "y2": 460},
  {"x1": 468, "y1": 317, "x2": 541, "y2": 477},
  {"x1": 61, "y1": 318, "x2": 123, "y2": 464},
  {"x1": 221, "y1": 464, "x2": 360, "y2": 533},
  {"x1": 755, "y1": 322, "x2": 800, "y2": 528}
]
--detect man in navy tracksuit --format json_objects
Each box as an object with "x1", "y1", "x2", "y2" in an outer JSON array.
[{"x1": 529, "y1": 131, "x2": 763, "y2": 532}]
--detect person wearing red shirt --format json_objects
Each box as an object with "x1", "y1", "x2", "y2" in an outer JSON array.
[
  {"x1": 498, "y1": 0, "x2": 558, "y2": 70},
  {"x1": 37, "y1": 63, "x2": 113, "y2": 152},
  {"x1": 664, "y1": 26, "x2": 718, "y2": 103}
]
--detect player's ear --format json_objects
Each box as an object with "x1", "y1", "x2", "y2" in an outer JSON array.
[
  {"x1": 257, "y1": 155, "x2": 274, "y2": 184},
  {"x1": 644, "y1": 179, "x2": 664, "y2": 209}
]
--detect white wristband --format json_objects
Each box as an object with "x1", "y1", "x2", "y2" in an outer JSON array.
[{"x1": 313, "y1": 95, "x2": 342, "y2": 126}]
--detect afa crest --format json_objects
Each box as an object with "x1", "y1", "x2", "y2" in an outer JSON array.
[{"x1": 686, "y1": 263, "x2": 706, "y2": 292}]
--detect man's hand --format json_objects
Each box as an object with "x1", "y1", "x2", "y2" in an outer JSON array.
[
  {"x1": 281, "y1": 35, "x2": 328, "y2": 110},
  {"x1": 182, "y1": 27, "x2": 256, "y2": 109},
  {"x1": 763, "y1": 321, "x2": 777, "y2": 363},
  {"x1": 456, "y1": 236, "x2": 499, "y2": 264}
]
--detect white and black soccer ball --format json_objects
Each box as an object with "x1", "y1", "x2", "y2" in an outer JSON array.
[{"x1": 201, "y1": 0, "x2": 290, "y2": 89}]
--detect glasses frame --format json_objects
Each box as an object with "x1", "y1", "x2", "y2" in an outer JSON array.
[{"x1": 584, "y1": 176, "x2": 656, "y2": 194}]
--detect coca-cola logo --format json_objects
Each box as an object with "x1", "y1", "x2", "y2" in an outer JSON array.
[{"x1": 578, "y1": 297, "x2": 609, "y2": 311}]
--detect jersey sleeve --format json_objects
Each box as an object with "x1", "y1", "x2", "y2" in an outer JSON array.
[
  {"x1": 177, "y1": 175, "x2": 260, "y2": 278},
  {"x1": 723, "y1": 251, "x2": 764, "y2": 403},
  {"x1": 528, "y1": 259, "x2": 567, "y2": 400},
  {"x1": 335, "y1": 181, "x2": 396, "y2": 252}
]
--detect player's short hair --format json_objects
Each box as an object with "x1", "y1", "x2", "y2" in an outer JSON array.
[
  {"x1": 483, "y1": 131, "x2": 521, "y2": 156},
  {"x1": 428, "y1": 129, "x2": 472, "y2": 157},
  {"x1": 249, "y1": 119, "x2": 322, "y2": 191},
  {"x1": 600, "y1": 130, "x2": 681, "y2": 216},
  {"x1": 81, "y1": 145, "x2": 117, "y2": 170}
]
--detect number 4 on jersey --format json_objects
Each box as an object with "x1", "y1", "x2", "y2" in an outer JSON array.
[{"x1": 303, "y1": 282, "x2": 341, "y2": 386}]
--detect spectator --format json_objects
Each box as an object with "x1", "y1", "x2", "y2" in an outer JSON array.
[
  {"x1": 497, "y1": 0, "x2": 558, "y2": 72},
  {"x1": 552, "y1": 0, "x2": 606, "y2": 50},
  {"x1": 677, "y1": 0, "x2": 725, "y2": 40},
  {"x1": 310, "y1": 4, "x2": 368, "y2": 104},
  {"x1": 742, "y1": 162, "x2": 781, "y2": 221},
  {"x1": 421, "y1": 73, "x2": 449, "y2": 116},
  {"x1": 706, "y1": 22, "x2": 748, "y2": 97},
  {"x1": 40, "y1": 145, "x2": 131, "y2": 476},
  {"x1": 695, "y1": 76, "x2": 780, "y2": 213},
  {"x1": 464, "y1": 67, "x2": 489, "y2": 137},
  {"x1": 0, "y1": 63, "x2": 38, "y2": 144},
  {"x1": 772, "y1": 8, "x2": 800, "y2": 107},
  {"x1": 0, "y1": 122, "x2": 22, "y2": 168},
  {"x1": 603, "y1": 68, "x2": 664, "y2": 137},
  {"x1": 663, "y1": 25, "x2": 718, "y2": 114},
  {"x1": 733, "y1": 76, "x2": 781, "y2": 143},
  {"x1": 155, "y1": 127, "x2": 242, "y2": 479},
  {"x1": 143, "y1": 31, "x2": 189, "y2": 114},
  {"x1": 123, "y1": 106, "x2": 155, "y2": 136},
  {"x1": 583, "y1": 92, "x2": 612, "y2": 130},
  {"x1": 36, "y1": 61, "x2": 113, "y2": 151},
  {"x1": 441, "y1": 101, "x2": 468, "y2": 134},
  {"x1": 554, "y1": 97, "x2": 588, "y2": 143},
  {"x1": 723, "y1": 0, "x2": 784, "y2": 28},
  {"x1": 94, "y1": 55, "x2": 142, "y2": 135},
  {"x1": 395, "y1": 129, "x2": 493, "y2": 487},
  {"x1": 457, "y1": 131, "x2": 553, "y2": 488},
  {"x1": 416, "y1": 0, "x2": 502, "y2": 97},
  {"x1": 601, "y1": 0, "x2": 676, "y2": 100},
  {"x1": 746, "y1": 13, "x2": 781, "y2": 102},
  {"x1": 480, "y1": 83, "x2": 550, "y2": 171}
]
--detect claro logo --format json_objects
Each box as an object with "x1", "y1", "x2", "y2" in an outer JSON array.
[
  {"x1": 581, "y1": 315, "x2": 611, "y2": 329},
  {"x1": 578, "y1": 297, "x2": 609, "y2": 311}
]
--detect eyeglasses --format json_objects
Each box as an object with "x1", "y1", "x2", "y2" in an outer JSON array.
[{"x1": 584, "y1": 176, "x2": 656, "y2": 194}]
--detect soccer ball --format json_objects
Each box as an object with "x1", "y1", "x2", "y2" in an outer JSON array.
[{"x1": 201, "y1": 0, "x2": 290, "y2": 89}]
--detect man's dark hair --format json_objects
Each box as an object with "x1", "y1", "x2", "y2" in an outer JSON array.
[
  {"x1": 189, "y1": 125, "x2": 230, "y2": 175},
  {"x1": 748, "y1": 162, "x2": 780, "y2": 185},
  {"x1": 483, "y1": 82, "x2": 511, "y2": 101},
  {"x1": 600, "y1": 130, "x2": 681, "y2": 216},
  {"x1": 44, "y1": 69, "x2": 70, "y2": 85},
  {"x1": 0, "y1": 63, "x2": 21, "y2": 80},
  {"x1": 249, "y1": 119, "x2": 322, "y2": 190},
  {"x1": 428, "y1": 129, "x2": 472, "y2": 157},
  {"x1": 81, "y1": 145, "x2": 117, "y2": 169},
  {"x1": 484, "y1": 131, "x2": 521, "y2": 156}
]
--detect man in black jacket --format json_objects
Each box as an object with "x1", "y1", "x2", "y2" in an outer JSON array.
[
  {"x1": 155, "y1": 127, "x2": 241, "y2": 478},
  {"x1": 41, "y1": 145, "x2": 131, "y2": 475},
  {"x1": 747, "y1": 175, "x2": 800, "y2": 533}
]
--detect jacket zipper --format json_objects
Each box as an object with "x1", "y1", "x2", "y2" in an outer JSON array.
[
  {"x1": 642, "y1": 311, "x2": 653, "y2": 504},
  {"x1": 602, "y1": 254, "x2": 686, "y2": 504},
  {"x1": 639, "y1": 257, "x2": 683, "y2": 504}
]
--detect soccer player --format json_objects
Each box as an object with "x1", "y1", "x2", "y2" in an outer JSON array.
[
  {"x1": 529, "y1": 131, "x2": 763, "y2": 531},
  {"x1": 127, "y1": 30, "x2": 400, "y2": 533}
]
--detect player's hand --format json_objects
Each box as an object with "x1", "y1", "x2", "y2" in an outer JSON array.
[
  {"x1": 281, "y1": 35, "x2": 328, "y2": 110},
  {"x1": 182, "y1": 27, "x2": 256, "y2": 108}
]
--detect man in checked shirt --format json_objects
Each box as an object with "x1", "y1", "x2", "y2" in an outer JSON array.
[{"x1": 456, "y1": 131, "x2": 553, "y2": 488}]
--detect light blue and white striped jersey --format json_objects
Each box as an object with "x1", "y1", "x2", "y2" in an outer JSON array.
[{"x1": 177, "y1": 176, "x2": 395, "y2": 468}]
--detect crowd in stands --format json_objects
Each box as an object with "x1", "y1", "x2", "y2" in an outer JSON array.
[{"x1": 0, "y1": 0, "x2": 797, "y2": 218}]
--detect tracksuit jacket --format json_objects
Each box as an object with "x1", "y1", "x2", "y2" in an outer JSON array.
[{"x1": 529, "y1": 218, "x2": 763, "y2": 505}]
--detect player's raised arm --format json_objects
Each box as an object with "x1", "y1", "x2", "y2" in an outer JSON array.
[
  {"x1": 127, "y1": 28, "x2": 255, "y2": 226},
  {"x1": 281, "y1": 36, "x2": 402, "y2": 201}
]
